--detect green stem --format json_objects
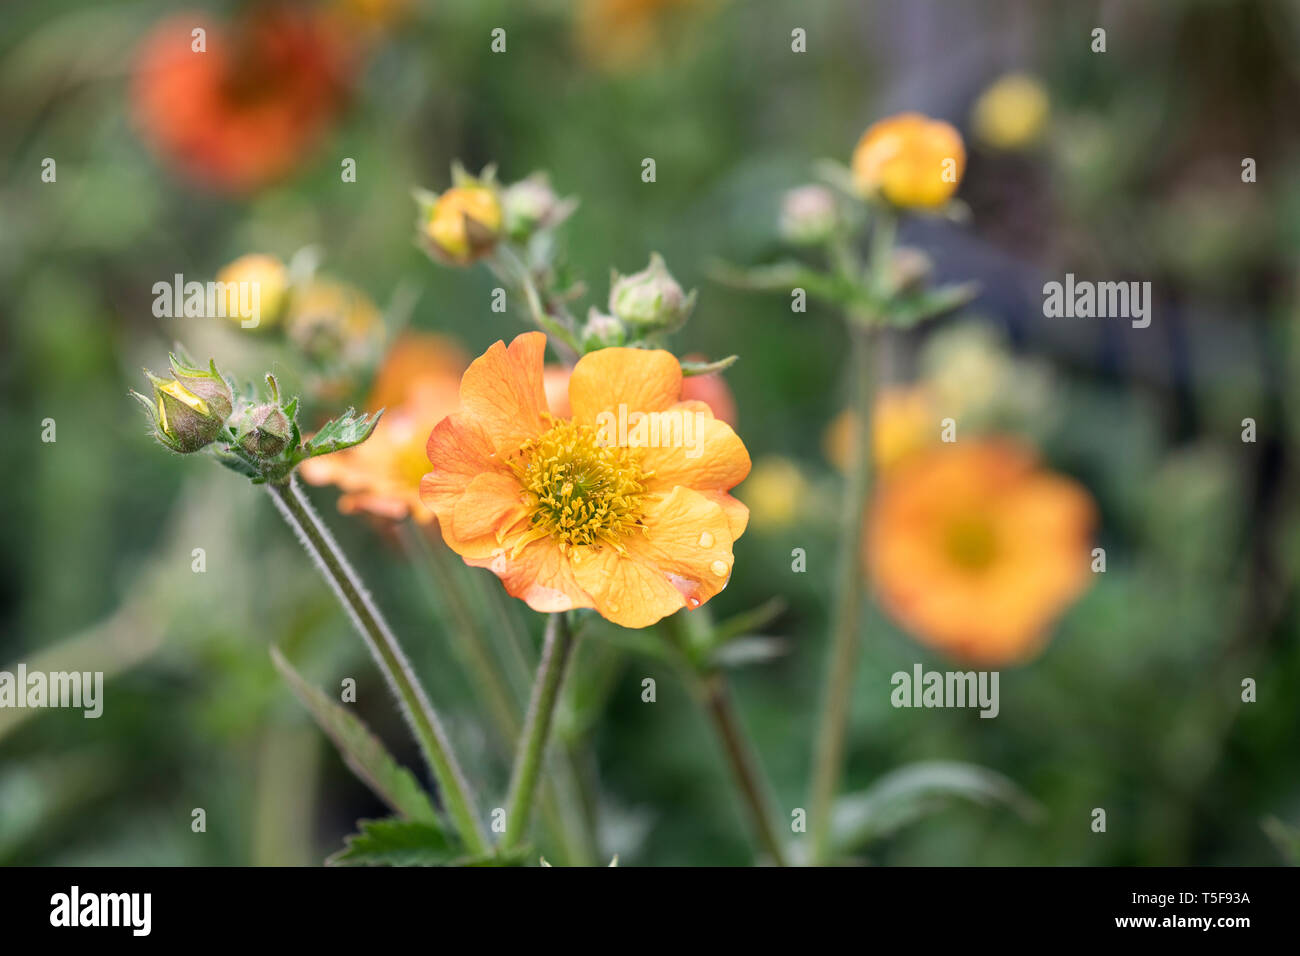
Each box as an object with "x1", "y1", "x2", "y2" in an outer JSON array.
[
  {"x1": 700, "y1": 672, "x2": 790, "y2": 866},
  {"x1": 502, "y1": 612, "x2": 575, "y2": 851},
  {"x1": 403, "y1": 524, "x2": 594, "y2": 864},
  {"x1": 807, "y1": 322, "x2": 877, "y2": 864},
  {"x1": 267, "y1": 477, "x2": 489, "y2": 856}
]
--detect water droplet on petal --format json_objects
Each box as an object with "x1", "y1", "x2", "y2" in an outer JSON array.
[
  {"x1": 697, "y1": 531, "x2": 714, "y2": 549},
  {"x1": 687, "y1": 597, "x2": 701, "y2": 609},
  {"x1": 710, "y1": 559, "x2": 729, "y2": 577}
]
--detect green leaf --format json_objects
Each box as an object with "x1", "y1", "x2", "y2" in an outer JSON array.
[
  {"x1": 680, "y1": 355, "x2": 738, "y2": 377},
  {"x1": 302, "y1": 407, "x2": 384, "y2": 459},
  {"x1": 712, "y1": 598, "x2": 787, "y2": 645},
  {"x1": 886, "y1": 281, "x2": 980, "y2": 328},
  {"x1": 832, "y1": 761, "x2": 1043, "y2": 855},
  {"x1": 270, "y1": 647, "x2": 440, "y2": 826},
  {"x1": 328, "y1": 818, "x2": 459, "y2": 867}
]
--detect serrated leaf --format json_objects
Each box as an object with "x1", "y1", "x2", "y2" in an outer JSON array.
[
  {"x1": 832, "y1": 761, "x2": 1043, "y2": 854},
  {"x1": 270, "y1": 647, "x2": 440, "y2": 826},
  {"x1": 680, "y1": 355, "x2": 738, "y2": 377},
  {"x1": 328, "y1": 818, "x2": 458, "y2": 867},
  {"x1": 300, "y1": 408, "x2": 384, "y2": 460}
]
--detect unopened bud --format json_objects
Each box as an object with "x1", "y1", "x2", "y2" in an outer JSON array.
[
  {"x1": 503, "y1": 173, "x2": 560, "y2": 240},
  {"x1": 779, "y1": 185, "x2": 839, "y2": 245},
  {"x1": 581, "y1": 309, "x2": 626, "y2": 350},
  {"x1": 132, "y1": 358, "x2": 232, "y2": 453},
  {"x1": 419, "y1": 180, "x2": 503, "y2": 266},
  {"x1": 238, "y1": 403, "x2": 292, "y2": 459},
  {"x1": 608, "y1": 253, "x2": 696, "y2": 333}
]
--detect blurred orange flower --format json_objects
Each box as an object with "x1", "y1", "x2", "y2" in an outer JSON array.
[
  {"x1": 301, "y1": 333, "x2": 467, "y2": 524},
  {"x1": 851, "y1": 112, "x2": 965, "y2": 209},
  {"x1": 132, "y1": 8, "x2": 352, "y2": 193},
  {"x1": 422, "y1": 332, "x2": 750, "y2": 628},
  {"x1": 867, "y1": 440, "x2": 1095, "y2": 665}
]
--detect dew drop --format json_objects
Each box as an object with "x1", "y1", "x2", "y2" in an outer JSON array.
[
  {"x1": 697, "y1": 531, "x2": 714, "y2": 549},
  {"x1": 710, "y1": 559, "x2": 729, "y2": 577},
  {"x1": 608, "y1": 602, "x2": 620, "y2": 613},
  {"x1": 687, "y1": 597, "x2": 701, "y2": 609}
]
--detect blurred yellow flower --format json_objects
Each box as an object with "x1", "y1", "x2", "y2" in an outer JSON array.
[
  {"x1": 741, "y1": 457, "x2": 807, "y2": 530},
  {"x1": 852, "y1": 112, "x2": 965, "y2": 209},
  {"x1": 216, "y1": 253, "x2": 289, "y2": 329},
  {"x1": 425, "y1": 186, "x2": 503, "y2": 265},
  {"x1": 824, "y1": 386, "x2": 938, "y2": 473},
  {"x1": 971, "y1": 73, "x2": 1049, "y2": 150},
  {"x1": 867, "y1": 440, "x2": 1096, "y2": 665}
]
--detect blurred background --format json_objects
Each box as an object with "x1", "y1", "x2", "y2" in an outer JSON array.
[{"x1": 1, "y1": 0, "x2": 1298, "y2": 866}]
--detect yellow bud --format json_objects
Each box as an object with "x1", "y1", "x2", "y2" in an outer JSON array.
[{"x1": 425, "y1": 186, "x2": 503, "y2": 265}]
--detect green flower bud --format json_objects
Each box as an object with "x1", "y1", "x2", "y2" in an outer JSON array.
[
  {"x1": 779, "y1": 184, "x2": 839, "y2": 246},
  {"x1": 580, "y1": 308, "x2": 627, "y2": 350},
  {"x1": 237, "y1": 403, "x2": 292, "y2": 459},
  {"x1": 132, "y1": 361, "x2": 230, "y2": 453},
  {"x1": 608, "y1": 253, "x2": 696, "y2": 333}
]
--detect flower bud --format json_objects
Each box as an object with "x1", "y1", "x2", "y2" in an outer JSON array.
[
  {"x1": 580, "y1": 308, "x2": 626, "y2": 350},
  {"x1": 132, "y1": 359, "x2": 232, "y2": 453},
  {"x1": 972, "y1": 73, "x2": 1049, "y2": 151},
  {"x1": 503, "y1": 173, "x2": 560, "y2": 240},
  {"x1": 237, "y1": 403, "x2": 292, "y2": 459},
  {"x1": 421, "y1": 184, "x2": 503, "y2": 265},
  {"x1": 608, "y1": 253, "x2": 696, "y2": 333},
  {"x1": 779, "y1": 185, "x2": 839, "y2": 245}
]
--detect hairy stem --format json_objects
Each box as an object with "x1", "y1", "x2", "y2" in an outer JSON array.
[
  {"x1": 503, "y1": 612, "x2": 575, "y2": 851},
  {"x1": 267, "y1": 477, "x2": 488, "y2": 855}
]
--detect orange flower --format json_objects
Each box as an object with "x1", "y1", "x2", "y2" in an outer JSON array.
[
  {"x1": 132, "y1": 9, "x2": 352, "y2": 193},
  {"x1": 867, "y1": 440, "x2": 1095, "y2": 665},
  {"x1": 422, "y1": 332, "x2": 750, "y2": 628},
  {"x1": 301, "y1": 333, "x2": 467, "y2": 523},
  {"x1": 851, "y1": 112, "x2": 965, "y2": 209}
]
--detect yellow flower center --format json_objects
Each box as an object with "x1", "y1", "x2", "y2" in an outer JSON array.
[
  {"x1": 509, "y1": 416, "x2": 649, "y2": 553},
  {"x1": 944, "y1": 512, "x2": 998, "y2": 571}
]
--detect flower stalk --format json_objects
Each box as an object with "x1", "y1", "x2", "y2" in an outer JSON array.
[
  {"x1": 808, "y1": 320, "x2": 877, "y2": 864},
  {"x1": 502, "y1": 612, "x2": 576, "y2": 851},
  {"x1": 267, "y1": 476, "x2": 489, "y2": 856}
]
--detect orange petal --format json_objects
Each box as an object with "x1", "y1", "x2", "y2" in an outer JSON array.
[
  {"x1": 638, "y1": 401, "x2": 751, "y2": 495},
  {"x1": 458, "y1": 331, "x2": 550, "y2": 453},
  {"x1": 421, "y1": 412, "x2": 501, "y2": 522},
  {"x1": 572, "y1": 486, "x2": 736, "y2": 628},
  {"x1": 467, "y1": 537, "x2": 595, "y2": 615},
  {"x1": 568, "y1": 347, "x2": 682, "y2": 425},
  {"x1": 452, "y1": 472, "x2": 528, "y2": 541}
]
